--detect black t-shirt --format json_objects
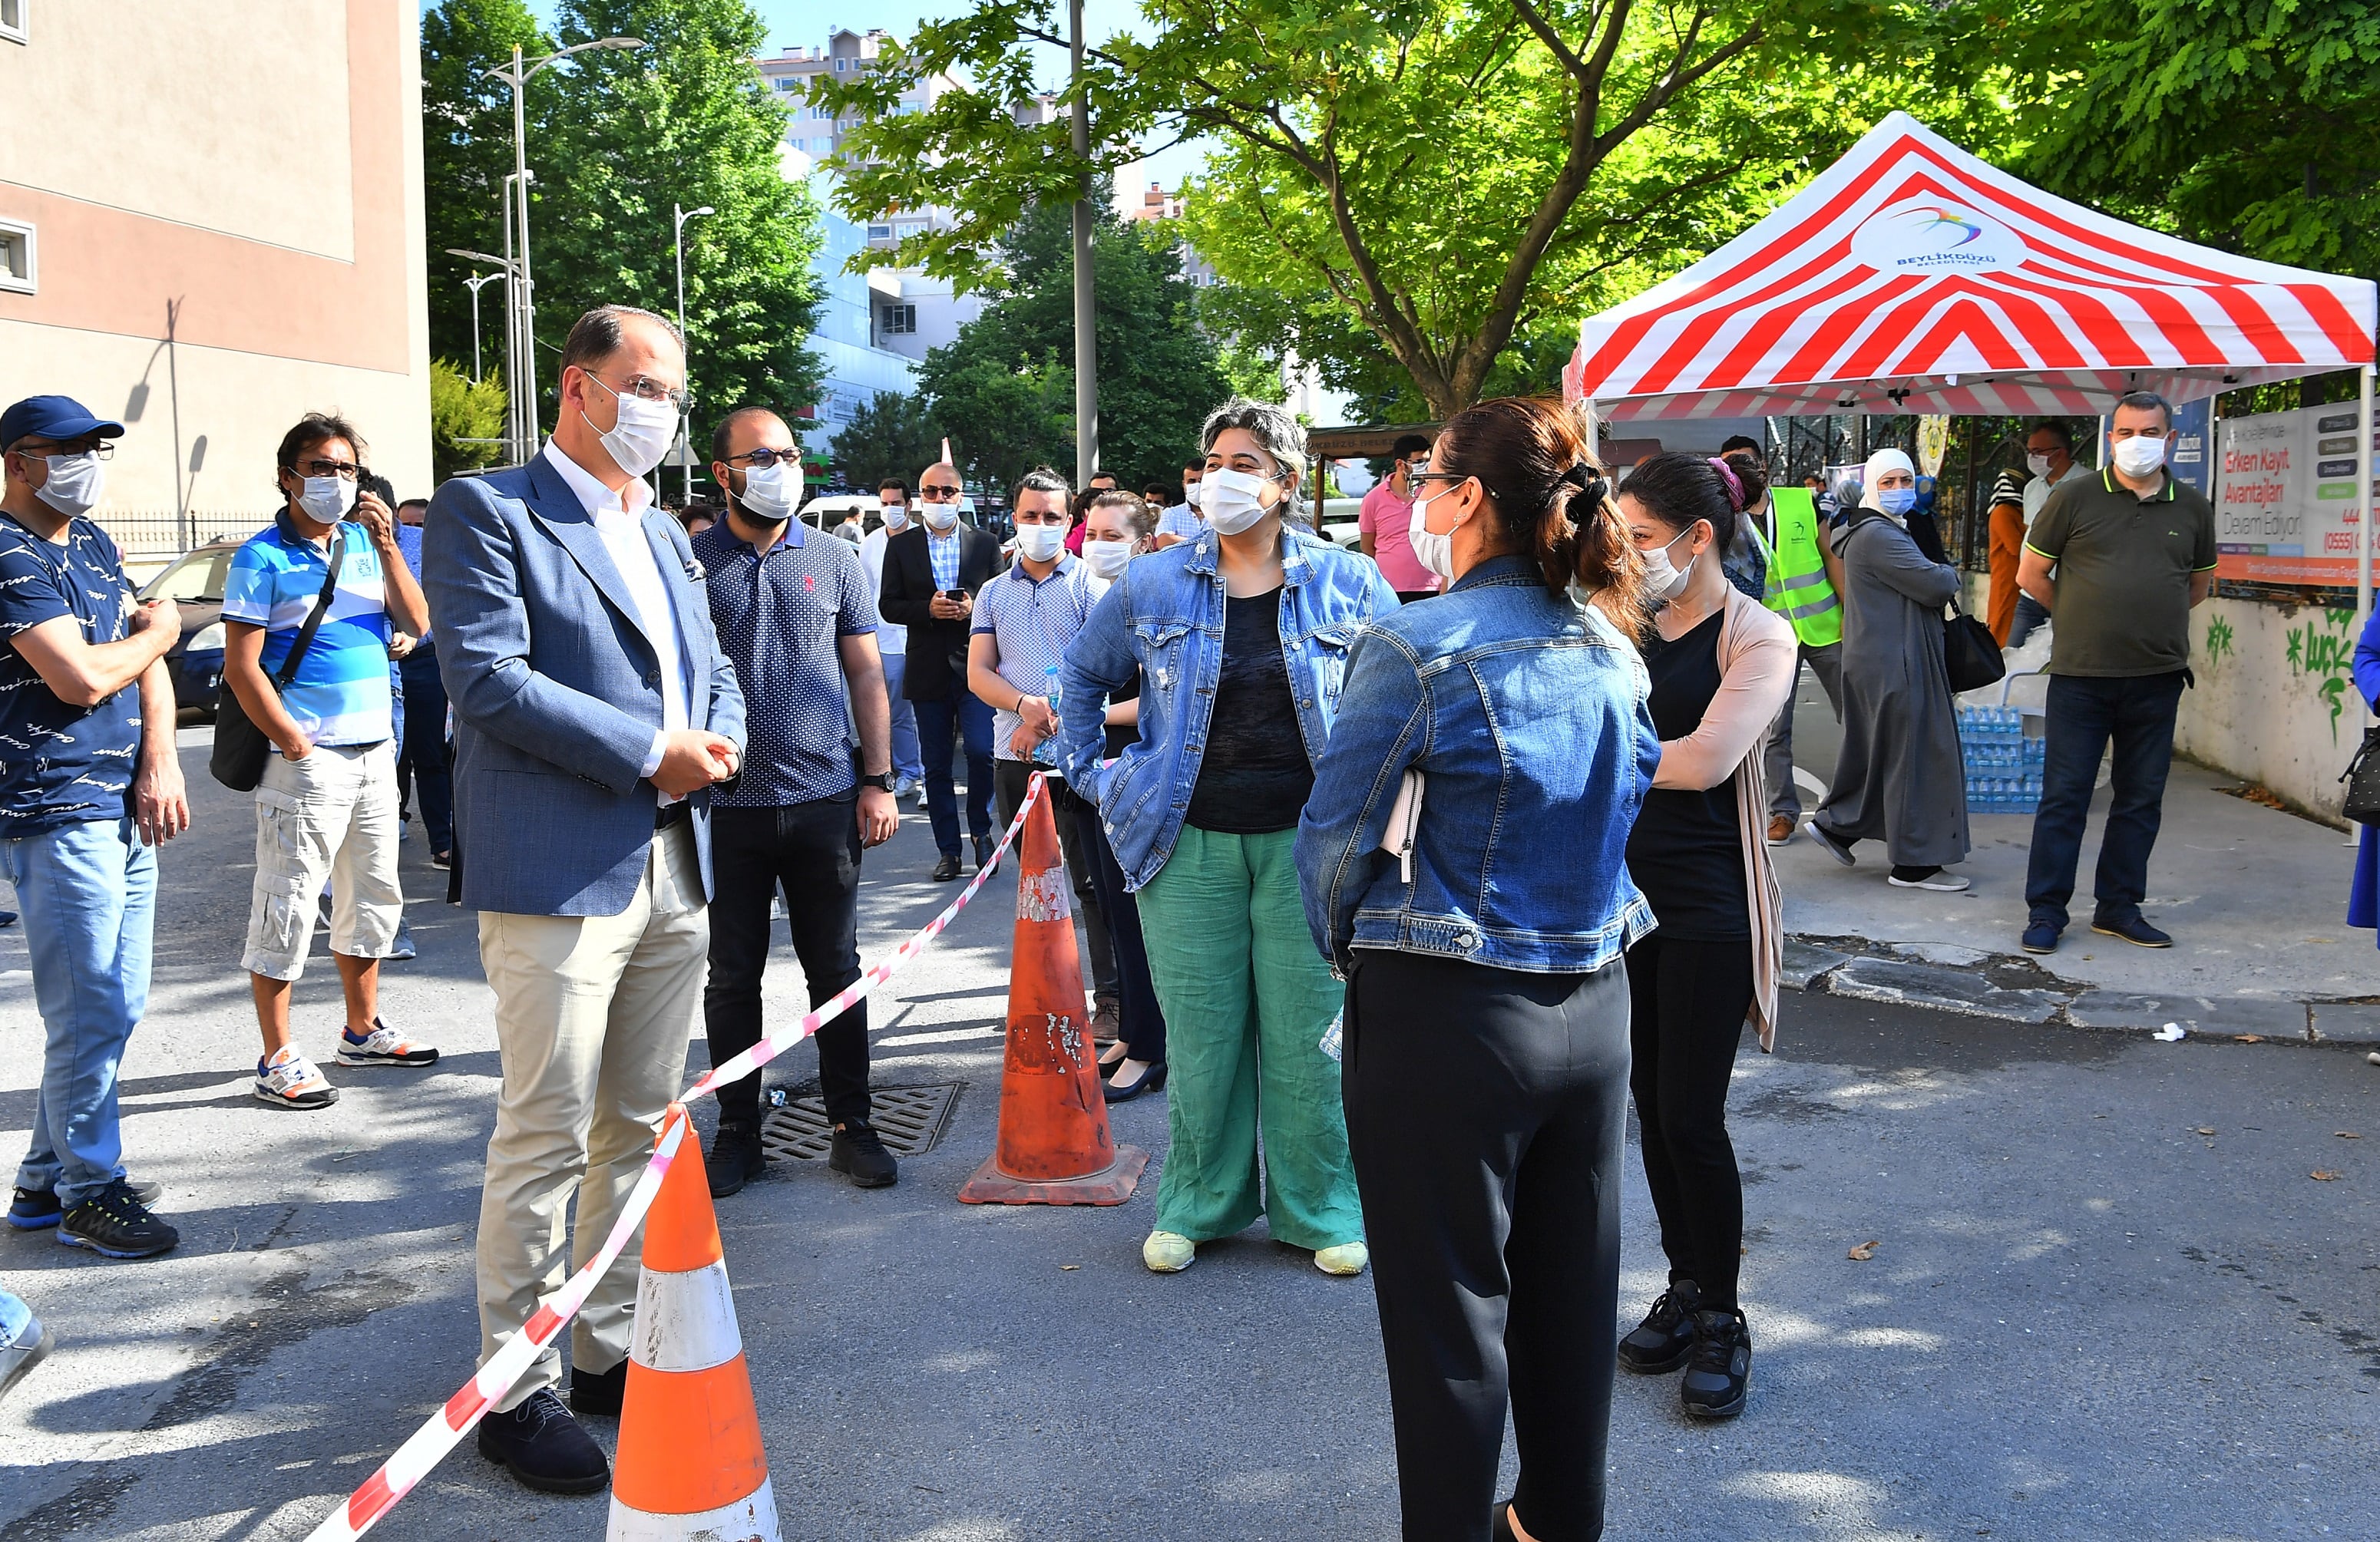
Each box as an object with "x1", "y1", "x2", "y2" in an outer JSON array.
[
  {"x1": 1105, "y1": 672, "x2": 1143, "y2": 760},
  {"x1": 1185, "y1": 587, "x2": 1311, "y2": 835},
  {"x1": 1625, "y1": 608, "x2": 1747, "y2": 940}
]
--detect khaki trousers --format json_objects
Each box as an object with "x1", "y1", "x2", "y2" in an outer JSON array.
[{"x1": 474, "y1": 821, "x2": 708, "y2": 1408}]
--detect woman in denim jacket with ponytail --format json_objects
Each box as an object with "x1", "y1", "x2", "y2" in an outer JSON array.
[{"x1": 1297, "y1": 396, "x2": 1656, "y2": 1542}]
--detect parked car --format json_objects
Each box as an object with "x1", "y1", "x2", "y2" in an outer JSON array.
[{"x1": 139, "y1": 539, "x2": 244, "y2": 717}]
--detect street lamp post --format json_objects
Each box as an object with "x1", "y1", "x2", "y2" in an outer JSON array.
[
  {"x1": 448, "y1": 247, "x2": 522, "y2": 458},
  {"x1": 483, "y1": 35, "x2": 646, "y2": 454},
  {"x1": 1068, "y1": 0, "x2": 1098, "y2": 489},
  {"x1": 673, "y1": 202, "x2": 716, "y2": 503},
  {"x1": 462, "y1": 270, "x2": 502, "y2": 383}
]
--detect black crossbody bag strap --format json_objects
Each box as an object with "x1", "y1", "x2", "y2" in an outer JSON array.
[{"x1": 274, "y1": 524, "x2": 348, "y2": 692}]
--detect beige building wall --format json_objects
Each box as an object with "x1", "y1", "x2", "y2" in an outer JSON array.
[{"x1": 0, "y1": 0, "x2": 430, "y2": 552}]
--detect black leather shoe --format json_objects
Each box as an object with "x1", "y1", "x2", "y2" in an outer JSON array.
[
  {"x1": 1681, "y1": 1306, "x2": 1751, "y2": 1419},
  {"x1": 477, "y1": 1388, "x2": 610, "y2": 1493},
  {"x1": 2092, "y1": 913, "x2": 2173, "y2": 948},
  {"x1": 931, "y1": 852, "x2": 962, "y2": 882},
  {"x1": 1618, "y1": 1279, "x2": 1702, "y2": 1374},
  {"x1": 570, "y1": 1359, "x2": 627, "y2": 1418},
  {"x1": 1490, "y1": 1497, "x2": 1519, "y2": 1542},
  {"x1": 973, "y1": 834, "x2": 995, "y2": 872},
  {"x1": 1102, "y1": 1059, "x2": 1168, "y2": 1103},
  {"x1": 829, "y1": 1120, "x2": 899, "y2": 1187},
  {"x1": 708, "y1": 1121, "x2": 766, "y2": 1199}
]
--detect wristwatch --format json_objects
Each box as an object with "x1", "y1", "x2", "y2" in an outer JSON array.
[{"x1": 859, "y1": 771, "x2": 897, "y2": 793}]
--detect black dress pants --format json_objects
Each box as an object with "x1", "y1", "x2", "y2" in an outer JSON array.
[
  {"x1": 1624, "y1": 934, "x2": 1754, "y2": 1309},
  {"x1": 1073, "y1": 803, "x2": 1166, "y2": 1065},
  {"x1": 704, "y1": 797, "x2": 868, "y2": 1131},
  {"x1": 1345, "y1": 949, "x2": 1630, "y2": 1542}
]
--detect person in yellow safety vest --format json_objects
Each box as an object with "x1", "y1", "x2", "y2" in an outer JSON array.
[{"x1": 1744, "y1": 474, "x2": 1848, "y2": 847}]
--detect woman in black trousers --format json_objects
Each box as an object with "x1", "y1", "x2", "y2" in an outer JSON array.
[{"x1": 1298, "y1": 398, "x2": 1658, "y2": 1542}]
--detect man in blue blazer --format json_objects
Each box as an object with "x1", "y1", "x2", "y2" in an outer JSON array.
[{"x1": 423, "y1": 305, "x2": 745, "y2": 1496}]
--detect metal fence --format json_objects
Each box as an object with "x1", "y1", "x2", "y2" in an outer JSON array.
[{"x1": 90, "y1": 509, "x2": 269, "y2": 558}]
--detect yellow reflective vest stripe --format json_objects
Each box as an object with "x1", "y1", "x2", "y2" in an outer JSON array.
[{"x1": 1758, "y1": 487, "x2": 1842, "y2": 647}]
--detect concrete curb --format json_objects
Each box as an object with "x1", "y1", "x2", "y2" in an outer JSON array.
[{"x1": 1783, "y1": 934, "x2": 2373, "y2": 1046}]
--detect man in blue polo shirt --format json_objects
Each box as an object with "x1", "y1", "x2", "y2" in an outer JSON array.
[
  {"x1": 222, "y1": 413, "x2": 435, "y2": 1110},
  {"x1": 696, "y1": 407, "x2": 901, "y2": 1196},
  {"x1": 0, "y1": 395, "x2": 190, "y2": 1260}
]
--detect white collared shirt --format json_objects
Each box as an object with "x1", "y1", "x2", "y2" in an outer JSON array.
[{"x1": 541, "y1": 445, "x2": 689, "y2": 790}]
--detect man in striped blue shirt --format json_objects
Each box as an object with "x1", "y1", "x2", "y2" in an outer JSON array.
[{"x1": 222, "y1": 413, "x2": 437, "y2": 1110}]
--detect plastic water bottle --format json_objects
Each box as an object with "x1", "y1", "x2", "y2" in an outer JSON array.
[{"x1": 1035, "y1": 665, "x2": 1062, "y2": 765}]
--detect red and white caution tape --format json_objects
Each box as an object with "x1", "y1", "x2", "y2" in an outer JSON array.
[{"x1": 302, "y1": 774, "x2": 1050, "y2": 1542}]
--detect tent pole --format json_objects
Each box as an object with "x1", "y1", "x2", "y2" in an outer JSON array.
[{"x1": 2352, "y1": 364, "x2": 2375, "y2": 753}]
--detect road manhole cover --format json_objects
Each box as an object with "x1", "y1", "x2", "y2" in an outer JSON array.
[{"x1": 760, "y1": 1082, "x2": 960, "y2": 1161}]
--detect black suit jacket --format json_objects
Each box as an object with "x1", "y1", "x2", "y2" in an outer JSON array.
[{"x1": 879, "y1": 522, "x2": 1005, "y2": 702}]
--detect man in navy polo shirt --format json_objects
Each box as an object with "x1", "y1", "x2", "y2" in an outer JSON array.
[
  {"x1": 696, "y1": 407, "x2": 901, "y2": 1196},
  {"x1": 0, "y1": 395, "x2": 191, "y2": 1260}
]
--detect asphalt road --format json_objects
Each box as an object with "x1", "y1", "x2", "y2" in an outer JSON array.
[{"x1": 1, "y1": 728, "x2": 2375, "y2": 1540}]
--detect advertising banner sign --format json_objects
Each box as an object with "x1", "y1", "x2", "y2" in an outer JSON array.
[{"x1": 2214, "y1": 402, "x2": 2378, "y2": 584}]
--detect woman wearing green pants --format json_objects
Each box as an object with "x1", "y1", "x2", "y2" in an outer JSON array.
[{"x1": 1057, "y1": 397, "x2": 1397, "y2": 1276}]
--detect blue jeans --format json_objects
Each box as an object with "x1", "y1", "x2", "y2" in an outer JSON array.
[
  {"x1": 398, "y1": 644, "x2": 454, "y2": 854},
  {"x1": 2025, "y1": 671, "x2": 2186, "y2": 931},
  {"x1": 2006, "y1": 593, "x2": 2051, "y2": 649},
  {"x1": 881, "y1": 651, "x2": 924, "y2": 785},
  {"x1": 913, "y1": 688, "x2": 993, "y2": 857},
  {"x1": 0, "y1": 1286, "x2": 28, "y2": 1348},
  {"x1": 3, "y1": 817, "x2": 156, "y2": 1208}
]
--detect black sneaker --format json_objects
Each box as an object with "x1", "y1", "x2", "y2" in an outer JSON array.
[
  {"x1": 707, "y1": 1121, "x2": 767, "y2": 1200},
  {"x1": 829, "y1": 1120, "x2": 899, "y2": 1188},
  {"x1": 477, "y1": 1387, "x2": 610, "y2": 1494},
  {"x1": 11, "y1": 1179, "x2": 160, "y2": 1232},
  {"x1": 57, "y1": 1179, "x2": 179, "y2": 1260},
  {"x1": 1681, "y1": 1306, "x2": 1752, "y2": 1419},
  {"x1": 570, "y1": 1359, "x2": 627, "y2": 1418},
  {"x1": 1617, "y1": 1279, "x2": 1702, "y2": 1374}
]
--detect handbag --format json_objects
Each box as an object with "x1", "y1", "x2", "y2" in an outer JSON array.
[
  {"x1": 210, "y1": 525, "x2": 349, "y2": 792},
  {"x1": 1942, "y1": 595, "x2": 2006, "y2": 695},
  {"x1": 2341, "y1": 724, "x2": 2380, "y2": 824}
]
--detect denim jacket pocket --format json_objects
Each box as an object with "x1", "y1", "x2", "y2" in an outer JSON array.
[{"x1": 1134, "y1": 619, "x2": 1195, "y2": 694}]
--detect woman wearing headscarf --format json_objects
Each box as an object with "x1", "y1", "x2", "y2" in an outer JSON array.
[{"x1": 1805, "y1": 447, "x2": 1972, "y2": 890}]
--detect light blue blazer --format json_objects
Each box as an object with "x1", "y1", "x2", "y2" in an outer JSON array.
[{"x1": 423, "y1": 454, "x2": 747, "y2": 916}]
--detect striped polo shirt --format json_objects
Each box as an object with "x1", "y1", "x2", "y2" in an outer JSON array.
[{"x1": 220, "y1": 513, "x2": 395, "y2": 748}]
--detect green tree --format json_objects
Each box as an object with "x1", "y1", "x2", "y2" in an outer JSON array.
[
  {"x1": 428, "y1": 358, "x2": 511, "y2": 482},
  {"x1": 812, "y1": 0, "x2": 1975, "y2": 419},
  {"x1": 421, "y1": 0, "x2": 826, "y2": 435},
  {"x1": 829, "y1": 391, "x2": 944, "y2": 491},
  {"x1": 2017, "y1": 0, "x2": 2380, "y2": 286},
  {"x1": 918, "y1": 193, "x2": 1231, "y2": 495},
  {"x1": 422, "y1": 0, "x2": 553, "y2": 371}
]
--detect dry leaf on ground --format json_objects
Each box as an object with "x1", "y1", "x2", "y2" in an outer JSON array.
[
  {"x1": 2234, "y1": 1035, "x2": 2264, "y2": 1043},
  {"x1": 1848, "y1": 1240, "x2": 1880, "y2": 1260},
  {"x1": 2312, "y1": 1171, "x2": 2342, "y2": 1181},
  {"x1": 2195, "y1": 1127, "x2": 2216, "y2": 1135},
  {"x1": 2339, "y1": 1132, "x2": 2362, "y2": 1139}
]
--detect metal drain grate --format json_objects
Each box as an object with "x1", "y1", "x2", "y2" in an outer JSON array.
[{"x1": 759, "y1": 1083, "x2": 961, "y2": 1161}]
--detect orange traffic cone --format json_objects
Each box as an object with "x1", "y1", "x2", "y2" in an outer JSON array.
[
  {"x1": 607, "y1": 1107, "x2": 782, "y2": 1542},
  {"x1": 959, "y1": 778, "x2": 1149, "y2": 1205}
]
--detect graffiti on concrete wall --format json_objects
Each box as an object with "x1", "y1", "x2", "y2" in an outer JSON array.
[
  {"x1": 2203, "y1": 614, "x2": 2235, "y2": 669},
  {"x1": 2282, "y1": 606, "x2": 2357, "y2": 740}
]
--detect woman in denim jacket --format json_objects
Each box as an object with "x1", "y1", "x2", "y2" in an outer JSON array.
[
  {"x1": 1297, "y1": 397, "x2": 1656, "y2": 1542},
  {"x1": 1058, "y1": 398, "x2": 1396, "y2": 1280}
]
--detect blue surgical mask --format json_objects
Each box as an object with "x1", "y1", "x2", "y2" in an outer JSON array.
[{"x1": 1878, "y1": 487, "x2": 1916, "y2": 517}]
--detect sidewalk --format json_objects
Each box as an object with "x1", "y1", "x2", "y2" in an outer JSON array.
[{"x1": 1771, "y1": 673, "x2": 2380, "y2": 1042}]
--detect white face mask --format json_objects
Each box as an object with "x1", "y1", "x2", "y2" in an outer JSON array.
[
  {"x1": 1201, "y1": 466, "x2": 1278, "y2": 536},
  {"x1": 1407, "y1": 491, "x2": 1456, "y2": 581},
  {"x1": 2025, "y1": 452, "x2": 2054, "y2": 479},
  {"x1": 881, "y1": 503, "x2": 909, "y2": 530},
  {"x1": 1638, "y1": 525, "x2": 1697, "y2": 602},
  {"x1": 1083, "y1": 538, "x2": 1134, "y2": 579},
  {"x1": 1183, "y1": 482, "x2": 1203, "y2": 510},
  {"x1": 735, "y1": 461, "x2": 798, "y2": 523},
  {"x1": 298, "y1": 474, "x2": 358, "y2": 524},
  {"x1": 32, "y1": 452, "x2": 106, "y2": 517},
  {"x1": 921, "y1": 504, "x2": 960, "y2": 533},
  {"x1": 1014, "y1": 522, "x2": 1066, "y2": 563},
  {"x1": 580, "y1": 372, "x2": 678, "y2": 479},
  {"x1": 2110, "y1": 433, "x2": 2168, "y2": 477}
]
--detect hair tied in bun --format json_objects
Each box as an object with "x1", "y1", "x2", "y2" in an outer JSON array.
[{"x1": 1706, "y1": 455, "x2": 1747, "y2": 513}]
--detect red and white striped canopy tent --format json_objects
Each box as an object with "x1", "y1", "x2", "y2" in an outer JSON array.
[{"x1": 1565, "y1": 112, "x2": 2377, "y2": 422}]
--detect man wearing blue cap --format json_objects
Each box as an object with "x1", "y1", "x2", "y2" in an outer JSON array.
[{"x1": 0, "y1": 395, "x2": 190, "y2": 1260}]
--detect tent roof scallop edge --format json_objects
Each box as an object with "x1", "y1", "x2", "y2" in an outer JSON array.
[{"x1": 1565, "y1": 111, "x2": 2378, "y2": 422}]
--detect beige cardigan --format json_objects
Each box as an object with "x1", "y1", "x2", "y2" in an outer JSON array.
[{"x1": 1648, "y1": 586, "x2": 1797, "y2": 1051}]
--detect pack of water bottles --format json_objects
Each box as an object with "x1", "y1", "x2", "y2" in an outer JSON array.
[{"x1": 1957, "y1": 705, "x2": 2044, "y2": 814}]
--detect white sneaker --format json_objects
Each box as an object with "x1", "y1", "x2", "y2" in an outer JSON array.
[
  {"x1": 0, "y1": 1315, "x2": 54, "y2": 1403},
  {"x1": 254, "y1": 1046, "x2": 339, "y2": 1110},
  {"x1": 335, "y1": 1021, "x2": 439, "y2": 1068},
  {"x1": 1887, "y1": 867, "x2": 1971, "y2": 892}
]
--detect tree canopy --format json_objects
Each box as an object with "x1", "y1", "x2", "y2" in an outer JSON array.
[
  {"x1": 421, "y1": 0, "x2": 825, "y2": 441},
  {"x1": 829, "y1": 391, "x2": 945, "y2": 494}
]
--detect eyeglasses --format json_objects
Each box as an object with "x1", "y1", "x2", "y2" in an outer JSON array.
[
  {"x1": 920, "y1": 483, "x2": 962, "y2": 500},
  {"x1": 12, "y1": 439, "x2": 115, "y2": 461},
  {"x1": 726, "y1": 447, "x2": 798, "y2": 468},
  {"x1": 587, "y1": 370, "x2": 693, "y2": 414},
  {"x1": 1410, "y1": 471, "x2": 1466, "y2": 490},
  {"x1": 296, "y1": 458, "x2": 360, "y2": 479}
]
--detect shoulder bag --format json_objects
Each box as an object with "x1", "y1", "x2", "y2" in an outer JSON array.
[
  {"x1": 2340, "y1": 724, "x2": 2380, "y2": 824},
  {"x1": 1843, "y1": 511, "x2": 2005, "y2": 694},
  {"x1": 210, "y1": 525, "x2": 348, "y2": 792}
]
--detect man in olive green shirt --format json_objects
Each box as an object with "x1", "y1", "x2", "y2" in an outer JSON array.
[{"x1": 2015, "y1": 390, "x2": 2218, "y2": 955}]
